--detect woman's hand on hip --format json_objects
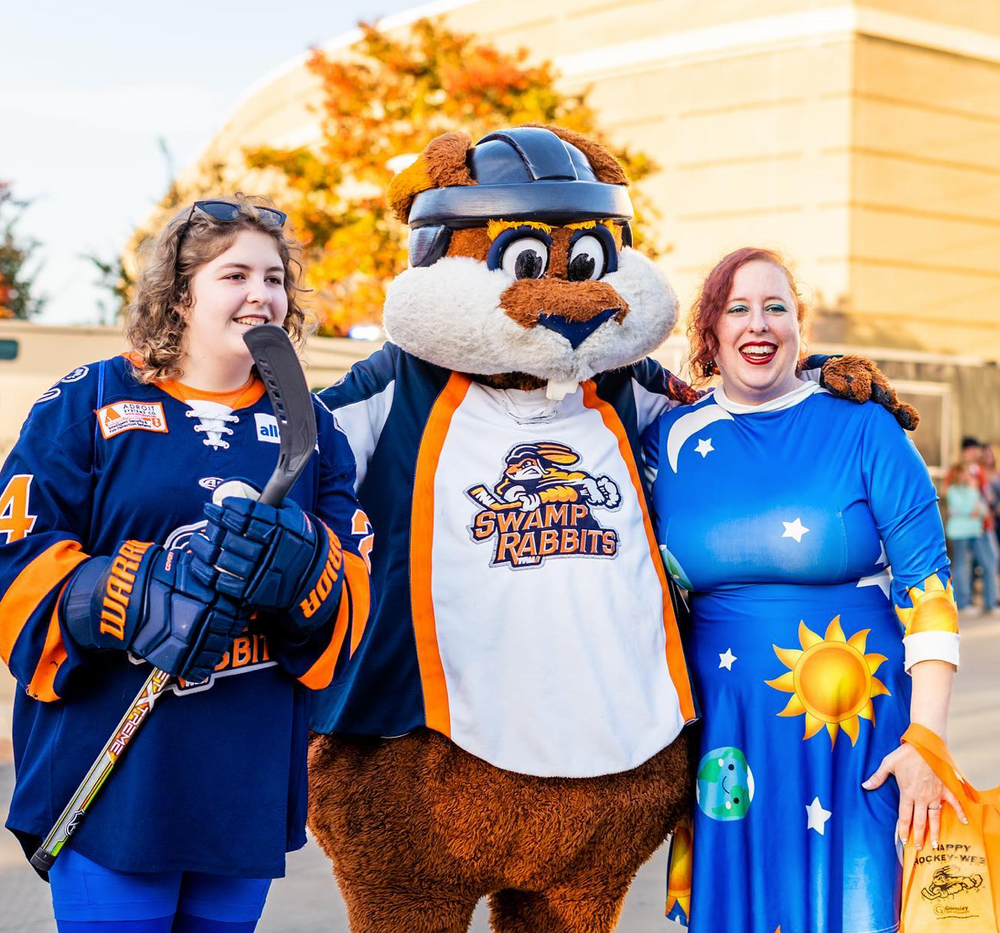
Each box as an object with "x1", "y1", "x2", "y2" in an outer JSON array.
[{"x1": 863, "y1": 743, "x2": 967, "y2": 849}]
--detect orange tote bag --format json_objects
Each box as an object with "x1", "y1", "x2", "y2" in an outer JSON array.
[{"x1": 900, "y1": 723, "x2": 1000, "y2": 932}]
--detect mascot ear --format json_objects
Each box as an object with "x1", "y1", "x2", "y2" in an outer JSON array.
[
  {"x1": 524, "y1": 124, "x2": 630, "y2": 187},
  {"x1": 535, "y1": 442, "x2": 580, "y2": 466},
  {"x1": 387, "y1": 131, "x2": 476, "y2": 223}
]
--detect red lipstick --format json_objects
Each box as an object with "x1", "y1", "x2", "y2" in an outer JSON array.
[{"x1": 739, "y1": 342, "x2": 777, "y2": 365}]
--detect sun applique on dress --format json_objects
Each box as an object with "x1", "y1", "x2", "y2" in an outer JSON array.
[
  {"x1": 895, "y1": 573, "x2": 958, "y2": 635},
  {"x1": 765, "y1": 617, "x2": 890, "y2": 747}
]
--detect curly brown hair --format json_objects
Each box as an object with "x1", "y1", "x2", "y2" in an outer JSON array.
[
  {"x1": 687, "y1": 247, "x2": 807, "y2": 385},
  {"x1": 125, "y1": 194, "x2": 310, "y2": 383}
]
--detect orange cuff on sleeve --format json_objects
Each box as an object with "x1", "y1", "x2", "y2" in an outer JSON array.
[{"x1": 0, "y1": 540, "x2": 88, "y2": 666}]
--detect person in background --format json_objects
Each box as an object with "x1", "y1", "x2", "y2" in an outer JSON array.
[
  {"x1": 947, "y1": 461, "x2": 997, "y2": 613},
  {"x1": 946, "y1": 437, "x2": 999, "y2": 612},
  {"x1": 981, "y1": 442, "x2": 1000, "y2": 559}
]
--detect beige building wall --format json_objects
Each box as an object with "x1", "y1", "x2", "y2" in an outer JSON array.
[
  {"x1": 178, "y1": 0, "x2": 1000, "y2": 358},
  {"x1": 849, "y1": 24, "x2": 1000, "y2": 350}
]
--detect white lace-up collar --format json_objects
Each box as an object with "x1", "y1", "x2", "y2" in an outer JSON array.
[
  {"x1": 184, "y1": 400, "x2": 240, "y2": 450},
  {"x1": 153, "y1": 372, "x2": 262, "y2": 450}
]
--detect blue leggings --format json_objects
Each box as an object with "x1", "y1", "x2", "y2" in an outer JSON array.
[{"x1": 49, "y1": 849, "x2": 271, "y2": 933}]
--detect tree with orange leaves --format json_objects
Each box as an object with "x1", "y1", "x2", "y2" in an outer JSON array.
[
  {"x1": 246, "y1": 18, "x2": 657, "y2": 336},
  {"x1": 0, "y1": 182, "x2": 44, "y2": 319}
]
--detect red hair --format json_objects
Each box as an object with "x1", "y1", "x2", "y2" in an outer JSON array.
[{"x1": 687, "y1": 247, "x2": 807, "y2": 384}]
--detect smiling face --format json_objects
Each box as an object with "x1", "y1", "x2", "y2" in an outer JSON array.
[
  {"x1": 713, "y1": 260, "x2": 802, "y2": 405},
  {"x1": 179, "y1": 229, "x2": 288, "y2": 386}
]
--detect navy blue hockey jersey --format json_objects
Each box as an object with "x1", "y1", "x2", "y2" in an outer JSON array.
[{"x1": 0, "y1": 356, "x2": 371, "y2": 877}]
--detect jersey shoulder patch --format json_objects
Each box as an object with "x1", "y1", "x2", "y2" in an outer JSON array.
[{"x1": 96, "y1": 400, "x2": 168, "y2": 439}]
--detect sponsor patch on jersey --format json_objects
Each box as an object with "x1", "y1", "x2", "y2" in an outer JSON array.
[
  {"x1": 254, "y1": 413, "x2": 281, "y2": 443},
  {"x1": 97, "y1": 401, "x2": 168, "y2": 439},
  {"x1": 466, "y1": 441, "x2": 621, "y2": 569},
  {"x1": 199, "y1": 476, "x2": 224, "y2": 490}
]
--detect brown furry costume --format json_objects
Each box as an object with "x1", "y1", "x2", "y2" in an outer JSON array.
[
  {"x1": 308, "y1": 125, "x2": 916, "y2": 933},
  {"x1": 310, "y1": 730, "x2": 695, "y2": 933}
]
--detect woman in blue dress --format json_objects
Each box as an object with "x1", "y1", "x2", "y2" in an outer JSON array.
[{"x1": 644, "y1": 248, "x2": 962, "y2": 933}]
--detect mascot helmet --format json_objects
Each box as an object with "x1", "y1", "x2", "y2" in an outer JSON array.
[{"x1": 405, "y1": 126, "x2": 634, "y2": 268}]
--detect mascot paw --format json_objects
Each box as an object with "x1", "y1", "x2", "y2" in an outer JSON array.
[{"x1": 819, "y1": 355, "x2": 920, "y2": 431}]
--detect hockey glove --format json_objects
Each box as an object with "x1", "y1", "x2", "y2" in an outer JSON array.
[
  {"x1": 189, "y1": 496, "x2": 344, "y2": 639},
  {"x1": 61, "y1": 541, "x2": 248, "y2": 683}
]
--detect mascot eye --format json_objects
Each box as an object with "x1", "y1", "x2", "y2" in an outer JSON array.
[
  {"x1": 500, "y1": 237, "x2": 549, "y2": 279},
  {"x1": 567, "y1": 235, "x2": 608, "y2": 282}
]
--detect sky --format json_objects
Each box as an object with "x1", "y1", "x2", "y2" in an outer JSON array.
[{"x1": 0, "y1": 0, "x2": 426, "y2": 325}]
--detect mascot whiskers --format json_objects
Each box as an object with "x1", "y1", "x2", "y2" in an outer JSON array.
[{"x1": 308, "y1": 124, "x2": 915, "y2": 933}]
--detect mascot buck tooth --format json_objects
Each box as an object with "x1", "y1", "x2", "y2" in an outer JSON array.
[{"x1": 308, "y1": 125, "x2": 917, "y2": 933}]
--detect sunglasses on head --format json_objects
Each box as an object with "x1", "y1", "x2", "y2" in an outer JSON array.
[{"x1": 184, "y1": 199, "x2": 287, "y2": 228}]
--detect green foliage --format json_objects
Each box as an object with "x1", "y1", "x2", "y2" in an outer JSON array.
[
  {"x1": 0, "y1": 182, "x2": 44, "y2": 319},
  {"x1": 85, "y1": 253, "x2": 134, "y2": 326}
]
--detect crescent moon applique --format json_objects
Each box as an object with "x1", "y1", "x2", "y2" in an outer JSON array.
[{"x1": 666, "y1": 405, "x2": 735, "y2": 473}]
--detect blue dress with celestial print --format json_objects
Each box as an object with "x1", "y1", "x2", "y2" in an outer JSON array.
[{"x1": 644, "y1": 382, "x2": 959, "y2": 933}]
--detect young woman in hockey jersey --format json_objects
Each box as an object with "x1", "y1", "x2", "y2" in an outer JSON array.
[{"x1": 0, "y1": 196, "x2": 370, "y2": 932}]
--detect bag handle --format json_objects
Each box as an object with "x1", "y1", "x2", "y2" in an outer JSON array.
[{"x1": 902, "y1": 723, "x2": 982, "y2": 805}]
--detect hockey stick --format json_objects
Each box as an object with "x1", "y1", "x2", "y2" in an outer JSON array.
[
  {"x1": 31, "y1": 325, "x2": 316, "y2": 872},
  {"x1": 466, "y1": 485, "x2": 523, "y2": 512}
]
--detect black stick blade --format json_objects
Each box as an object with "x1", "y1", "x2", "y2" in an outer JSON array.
[{"x1": 242, "y1": 325, "x2": 317, "y2": 506}]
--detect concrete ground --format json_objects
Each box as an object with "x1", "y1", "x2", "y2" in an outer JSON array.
[{"x1": 3, "y1": 611, "x2": 998, "y2": 933}]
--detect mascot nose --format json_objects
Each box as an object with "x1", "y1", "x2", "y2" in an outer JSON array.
[
  {"x1": 537, "y1": 309, "x2": 618, "y2": 349},
  {"x1": 501, "y1": 279, "x2": 631, "y2": 349}
]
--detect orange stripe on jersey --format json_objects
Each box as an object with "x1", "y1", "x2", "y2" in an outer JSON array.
[
  {"x1": 0, "y1": 540, "x2": 88, "y2": 666},
  {"x1": 581, "y1": 382, "x2": 697, "y2": 722},
  {"x1": 298, "y1": 594, "x2": 351, "y2": 690},
  {"x1": 157, "y1": 376, "x2": 266, "y2": 410},
  {"x1": 27, "y1": 582, "x2": 72, "y2": 702},
  {"x1": 344, "y1": 550, "x2": 371, "y2": 657},
  {"x1": 410, "y1": 372, "x2": 472, "y2": 735},
  {"x1": 297, "y1": 524, "x2": 346, "y2": 690}
]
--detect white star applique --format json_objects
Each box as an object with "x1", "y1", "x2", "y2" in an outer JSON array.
[
  {"x1": 782, "y1": 518, "x2": 810, "y2": 543},
  {"x1": 857, "y1": 541, "x2": 892, "y2": 598},
  {"x1": 857, "y1": 569, "x2": 892, "y2": 599},
  {"x1": 695, "y1": 437, "x2": 714, "y2": 458},
  {"x1": 719, "y1": 648, "x2": 737, "y2": 670},
  {"x1": 806, "y1": 796, "x2": 832, "y2": 835}
]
